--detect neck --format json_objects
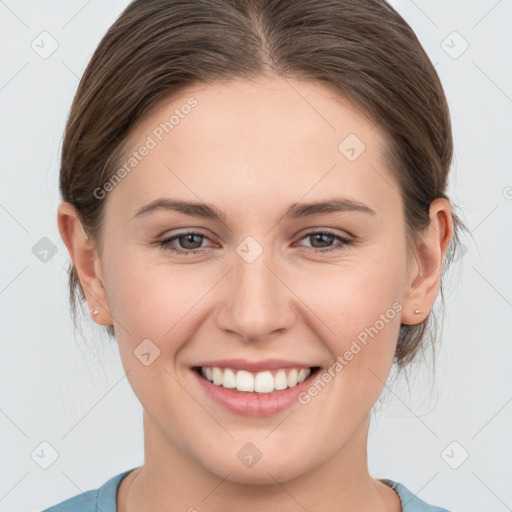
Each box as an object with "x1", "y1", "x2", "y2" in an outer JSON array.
[{"x1": 118, "y1": 410, "x2": 401, "y2": 512}]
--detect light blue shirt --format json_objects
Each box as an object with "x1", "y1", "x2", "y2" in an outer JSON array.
[{"x1": 41, "y1": 468, "x2": 453, "y2": 511}]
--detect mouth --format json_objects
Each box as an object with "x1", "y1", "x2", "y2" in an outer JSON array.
[{"x1": 192, "y1": 365, "x2": 322, "y2": 395}]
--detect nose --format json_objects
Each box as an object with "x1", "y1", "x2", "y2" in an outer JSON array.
[{"x1": 214, "y1": 244, "x2": 296, "y2": 343}]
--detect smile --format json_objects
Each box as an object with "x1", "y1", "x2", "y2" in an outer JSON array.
[
  {"x1": 191, "y1": 364, "x2": 322, "y2": 416},
  {"x1": 195, "y1": 366, "x2": 318, "y2": 394}
]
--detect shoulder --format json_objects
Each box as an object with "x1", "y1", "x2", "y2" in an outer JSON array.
[
  {"x1": 41, "y1": 469, "x2": 136, "y2": 512},
  {"x1": 379, "y1": 478, "x2": 454, "y2": 512},
  {"x1": 41, "y1": 488, "x2": 99, "y2": 512}
]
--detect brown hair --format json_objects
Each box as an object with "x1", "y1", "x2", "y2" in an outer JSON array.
[{"x1": 60, "y1": 0, "x2": 468, "y2": 370}]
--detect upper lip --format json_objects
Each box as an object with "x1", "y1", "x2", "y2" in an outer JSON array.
[{"x1": 193, "y1": 358, "x2": 318, "y2": 373}]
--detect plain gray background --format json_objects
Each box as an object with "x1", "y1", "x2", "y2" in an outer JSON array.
[{"x1": 1, "y1": 1, "x2": 511, "y2": 511}]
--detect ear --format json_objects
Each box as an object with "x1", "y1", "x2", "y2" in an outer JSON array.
[
  {"x1": 401, "y1": 198, "x2": 453, "y2": 325},
  {"x1": 57, "y1": 201, "x2": 113, "y2": 326}
]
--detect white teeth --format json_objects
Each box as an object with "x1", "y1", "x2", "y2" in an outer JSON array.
[
  {"x1": 212, "y1": 367, "x2": 223, "y2": 385},
  {"x1": 199, "y1": 366, "x2": 313, "y2": 394},
  {"x1": 236, "y1": 370, "x2": 254, "y2": 392},
  {"x1": 297, "y1": 368, "x2": 309, "y2": 383},
  {"x1": 254, "y1": 371, "x2": 274, "y2": 393},
  {"x1": 274, "y1": 369, "x2": 288, "y2": 390},
  {"x1": 222, "y1": 368, "x2": 236, "y2": 388},
  {"x1": 287, "y1": 368, "x2": 298, "y2": 388}
]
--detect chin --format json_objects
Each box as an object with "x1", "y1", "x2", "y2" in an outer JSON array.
[{"x1": 200, "y1": 451, "x2": 311, "y2": 485}]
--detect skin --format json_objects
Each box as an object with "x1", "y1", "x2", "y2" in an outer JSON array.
[{"x1": 58, "y1": 75, "x2": 453, "y2": 511}]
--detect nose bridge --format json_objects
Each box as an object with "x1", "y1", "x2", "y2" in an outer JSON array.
[{"x1": 216, "y1": 236, "x2": 294, "y2": 340}]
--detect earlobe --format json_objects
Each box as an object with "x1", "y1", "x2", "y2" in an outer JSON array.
[
  {"x1": 401, "y1": 198, "x2": 453, "y2": 325},
  {"x1": 57, "y1": 201, "x2": 113, "y2": 326}
]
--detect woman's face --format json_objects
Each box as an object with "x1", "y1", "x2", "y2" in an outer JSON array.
[{"x1": 77, "y1": 76, "x2": 438, "y2": 484}]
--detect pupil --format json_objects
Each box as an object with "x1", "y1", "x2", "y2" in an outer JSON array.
[
  {"x1": 181, "y1": 234, "x2": 202, "y2": 249},
  {"x1": 313, "y1": 233, "x2": 333, "y2": 248}
]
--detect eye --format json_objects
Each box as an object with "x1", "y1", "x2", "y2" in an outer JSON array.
[
  {"x1": 159, "y1": 231, "x2": 211, "y2": 255},
  {"x1": 159, "y1": 228, "x2": 353, "y2": 256},
  {"x1": 294, "y1": 229, "x2": 353, "y2": 253}
]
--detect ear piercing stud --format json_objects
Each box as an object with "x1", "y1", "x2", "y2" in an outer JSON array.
[
  {"x1": 413, "y1": 308, "x2": 421, "y2": 315},
  {"x1": 91, "y1": 308, "x2": 99, "y2": 316}
]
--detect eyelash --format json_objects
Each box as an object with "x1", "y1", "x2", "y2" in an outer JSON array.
[{"x1": 159, "y1": 229, "x2": 353, "y2": 255}]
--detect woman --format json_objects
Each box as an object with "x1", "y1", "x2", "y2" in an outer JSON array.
[{"x1": 44, "y1": 0, "x2": 467, "y2": 510}]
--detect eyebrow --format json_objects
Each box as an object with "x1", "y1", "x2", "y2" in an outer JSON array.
[{"x1": 131, "y1": 197, "x2": 376, "y2": 222}]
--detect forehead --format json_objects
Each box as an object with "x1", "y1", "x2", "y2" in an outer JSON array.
[
  {"x1": 105, "y1": 76, "x2": 400, "y2": 220},
  {"x1": 133, "y1": 75, "x2": 380, "y2": 154}
]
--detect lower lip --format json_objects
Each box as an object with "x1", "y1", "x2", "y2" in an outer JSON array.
[{"x1": 191, "y1": 368, "x2": 320, "y2": 417}]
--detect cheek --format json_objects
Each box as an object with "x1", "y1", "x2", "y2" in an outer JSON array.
[
  {"x1": 292, "y1": 254, "x2": 404, "y2": 400},
  {"x1": 104, "y1": 250, "x2": 216, "y2": 346},
  {"x1": 294, "y1": 253, "x2": 404, "y2": 344}
]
